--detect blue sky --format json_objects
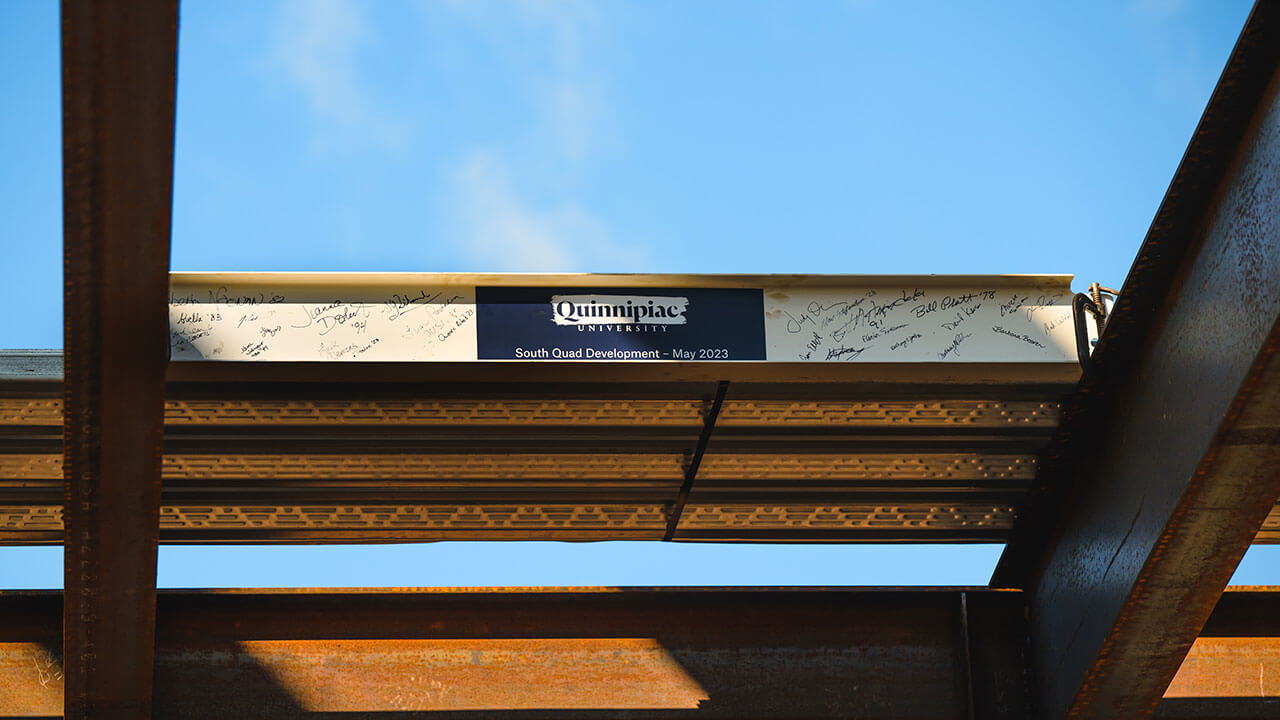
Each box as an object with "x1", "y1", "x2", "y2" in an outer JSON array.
[{"x1": 1, "y1": 0, "x2": 1275, "y2": 587}]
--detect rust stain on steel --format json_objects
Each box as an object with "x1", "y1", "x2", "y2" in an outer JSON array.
[
  {"x1": 1163, "y1": 588, "x2": 1280, "y2": 701},
  {"x1": 0, "y1": 587, "x2": 1033, "y2": 719},
  {"x1": 0, "y1": 643, "x2": 63, "y2": 716},
  {"x1": 219, "y1": 638, "x2": 711, "y2": 711},
  {"x1": 1164, "y1": 637, "x2": 1280, "y2": 698},
  {"x1": 152, "y1": 639, "x2": 956, "y2": 718},
  {"x1": 149, "y1": 589, "x2": 973, "y2": 718}
]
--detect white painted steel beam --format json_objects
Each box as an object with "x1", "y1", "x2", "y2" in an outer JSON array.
[{"x1": 167, "y1": 273, "x2": 1083, "y2": 366}]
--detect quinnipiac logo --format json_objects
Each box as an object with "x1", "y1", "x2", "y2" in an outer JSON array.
[{"x1": 550, "y1": 294, "x2": 688, "y2": 331}]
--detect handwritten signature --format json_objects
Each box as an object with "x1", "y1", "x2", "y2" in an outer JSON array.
[
  {"x1": 385, "y1": 289, "x2": 444, "y2": 321},
  {"x1": 991, "y1": 325, "x2": 1046, "y2": 348},
  {"x1": 937, "y1": 332, "x2": 972, "y2": 360}
]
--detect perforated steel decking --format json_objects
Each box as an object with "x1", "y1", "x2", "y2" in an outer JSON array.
[{"x1": 2, "y1": 351, "x2": 1275, "y2": 544}]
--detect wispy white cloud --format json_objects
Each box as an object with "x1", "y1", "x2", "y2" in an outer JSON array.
[
  {"x1": 521, "y1": 0, "x2": 611, "y2": 162},
  {"x1": 1130, "y1": 0, "x2": 1189, "y2": 19},
  {"x1": 438, "y1": 2, "x2": 642, "y2": 272},
  {"x1": 443, "y1": 0, "x2": 613, "y2": 163},
  {"x1": 454, "y1": 152, "x2": 646, "y2": 272},
  {"x1": 271, "y1": 0, "x2": 411, "y2": 151}
]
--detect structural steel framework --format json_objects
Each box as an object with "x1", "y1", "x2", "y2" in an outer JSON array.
[
  {"x1": 0, "y1": 271, "x2": 1089, "y2": 546},
  {"x1": 0, "y1": 1, "x2": 1277, "y2": 718}
]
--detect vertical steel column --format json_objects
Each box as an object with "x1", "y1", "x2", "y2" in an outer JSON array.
[{"x1": 61, "y1": 1, "x2": 178, "y2": 718}]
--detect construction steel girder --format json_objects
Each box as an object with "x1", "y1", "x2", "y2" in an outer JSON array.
[
  {"x1": 1156, "y1": 588, "x2": 1280, "y2": 719},
  {"x1": 992, "y1": 4, "x2": 1280, "y2": 720},
  {"x1": 35, "y1": 0, "x2": 1280, "y2": 717},
  {"x1": 0, "y1": 588, "x2": 1032, "y2": 719},
  {"x1": 60, "y1": 1, "x2": 178, "y2": 718},
  {"x1": 2, "y1": 587, "x2": 1277, "y2": 719}
]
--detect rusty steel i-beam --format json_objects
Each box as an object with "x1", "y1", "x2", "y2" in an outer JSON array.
[
  {"x1": 2, "y1": 588, "x2": 1034, "y2": 719},
  {"x1": 993, "y1": 4, "x2": 1280, "y2": 719},
  {"x1": 2, "y1": 587, "x2": 1277, "y2": 718},
  {"x1": 61, "y1": 1, "x2": 178, "y2": 718}
]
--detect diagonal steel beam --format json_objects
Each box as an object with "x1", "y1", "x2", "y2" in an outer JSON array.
[
  {"x1": 991, "y1": 4, "x2": 1280, "y2": 719},
  {"x1": 664, "y1": 380, "x2": 729, "y2": 540},
  {"x1": 61, "y1": 1, "x2": 178, "y2": 718}
]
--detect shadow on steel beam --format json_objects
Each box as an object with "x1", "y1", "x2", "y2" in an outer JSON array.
[
  {"x1": 1153, "y1": 589, "x2": 1280, "y2": 720},
  {"x1": 1154, "y1": 698, "x2": 1280, "y2": 719},
  {"x1": 2, "y1": 588, "x2": 1033, "y2": 718}
]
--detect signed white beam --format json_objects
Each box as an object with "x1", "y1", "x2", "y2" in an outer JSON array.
[{"x1": 168, "y1": 273, "x2": 1082, "y2": 365}]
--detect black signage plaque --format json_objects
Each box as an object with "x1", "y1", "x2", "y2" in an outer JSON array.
[{"x1": 476, "y1": 286, "x2": 765, "y2": 361}]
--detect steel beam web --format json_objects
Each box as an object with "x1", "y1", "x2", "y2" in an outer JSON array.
[
  {"x1": 0, "y1": 588, "x2": 1034, "y2": 718},
  {"x1": 60, "y1": 1, "x2": 178, "y2": 718}
]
